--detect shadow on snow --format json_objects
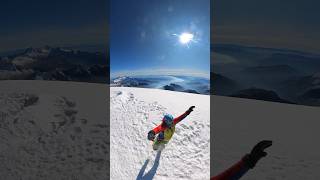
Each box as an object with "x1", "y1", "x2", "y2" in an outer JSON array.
[{"x1": 136, "y1": 150, "x2": 162, "y2": 180}]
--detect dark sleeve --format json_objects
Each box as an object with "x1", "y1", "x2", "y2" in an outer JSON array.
[
  {"x1": 173, "y1": 111, "x2": 189, "y2": 124},
  {"x1": 211, "y1": 158, "x2": 249, "y2": 180}
]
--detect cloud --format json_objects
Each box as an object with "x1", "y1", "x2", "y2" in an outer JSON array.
[
  {"x1": 212, "y1": 52, "x2": 238, "y2": 65},
  {"x1": 111, "y1": 68, "x2": 209, "y2": 79}
]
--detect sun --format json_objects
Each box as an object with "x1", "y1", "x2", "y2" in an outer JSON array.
[
  {"x1": 172, "y1": 32, "x2": 197, "y2": 47},
  {"x1": 179, "y1": 32, "x2": 194, "y2": 44}
]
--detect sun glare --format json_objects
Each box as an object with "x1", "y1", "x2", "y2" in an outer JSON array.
[{"x1": 179, "y1": 32, "x2": 194, "y2": 44}]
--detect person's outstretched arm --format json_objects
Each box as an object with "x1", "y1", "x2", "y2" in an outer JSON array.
[
  {"x1": 152, "y1": 123, "x2": 166, "y2": 134},
  {"x1": 211, "y1": 159, "x2": 249, "y2": 180},
  {"x1": 173, "y1": 106, "x2": 195, "y2": 124},
  {"x1": 147, "y1": 106, "x2": 195, "y2": 141},
  {"x1": 211, "y1": 140, "x2": 273, "y2": 180}
]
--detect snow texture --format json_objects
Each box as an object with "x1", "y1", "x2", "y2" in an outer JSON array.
[
  {"x1": 212, "y1": 95, "x2": 320, "y2": 179},
  {"x1": 0, "y1": 80, "x2": 109, "y2": 180},
  {"x1": 110, "y1": 87, "x2": 210, "y2": 180}
]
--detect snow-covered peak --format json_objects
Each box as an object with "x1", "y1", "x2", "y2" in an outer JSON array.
[
  {"x1": 22, "y1": 46, "x2": 77, "y2": 59},
  {"x1": 111, "y1": 76, "x2": 140, "y2": 87},
  {"x1": 113, "y1": 76, "x2": 130, "y2": 83},
  {"x1": 23, "y1": 46, "x2": 52, "y2": 58}
]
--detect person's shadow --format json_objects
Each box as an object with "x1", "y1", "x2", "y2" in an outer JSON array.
[{"x1": 136, "y1": 150, "x2": 162, "y2": 180}]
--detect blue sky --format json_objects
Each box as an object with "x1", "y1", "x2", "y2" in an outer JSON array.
[
  {"x1": 0, "y1": 0, "x2": 108, "y2": 53},
  {"x1": 110, "y1": 0, "x2": 210, "y2": 78},
  {"x1": 212, "y1": 0, "x2": 320, "y2": 53}
]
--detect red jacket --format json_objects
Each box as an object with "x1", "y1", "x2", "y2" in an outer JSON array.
[{"x1": 152, "y1": 111, "x2": 189, "y2": 134}]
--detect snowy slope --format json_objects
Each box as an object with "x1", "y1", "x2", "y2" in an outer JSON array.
[
  {"x1": 110, "y1": 87, "x2": 210, "y2": 180},
  {"x1": 212, "y1": 95, "x2": 320, "y2": 179},
  {"x1": 0, "y1": 80, "x2": 108, "y2": 180}
]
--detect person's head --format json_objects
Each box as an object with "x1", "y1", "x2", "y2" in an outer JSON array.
[{"x1": 163, "y1": 114, "x2": 174, "y2": 127}]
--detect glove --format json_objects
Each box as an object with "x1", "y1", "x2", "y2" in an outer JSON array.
[
  {"x1": 186, "y1": 106, "x2": 195, "y2": 114},
  {"x1": 158, "y1": 132, "x2": 165, "y2": 141},
  {"x1": 243, "y1": 140, "x2": 272, "y2": 168},
  {"x1": 148, "y1": 130, "x2": 155, "y2": 141}
]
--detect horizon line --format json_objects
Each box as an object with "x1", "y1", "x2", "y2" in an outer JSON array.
[{"x1": 111, "y1": 69, "x2": 210, "y2": 79}]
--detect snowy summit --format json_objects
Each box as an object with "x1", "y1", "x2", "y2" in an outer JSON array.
[{"x1": 110, "y1": 87, "x2": 210, "y2": 180}]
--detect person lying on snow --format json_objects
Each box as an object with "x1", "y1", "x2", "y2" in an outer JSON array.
[
  {"x1": 147, "y1": 106, "x2": 195, "y2": 150},
  {"x1": 211, "y1": 140, "x2": 272, "y2": 180},
  {"x1": 147, "y1": 106, "x2": 273, "y2": 179}
]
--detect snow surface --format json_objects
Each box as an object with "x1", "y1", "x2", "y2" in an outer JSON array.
[
  {"x1": 0, "y1": 80, "x2": 108, "y2": 180},
  {"x1": 110, "y1": 87, "x2": 210, "y2": 180},
  {"x1": 212, "y1": 95, "x2": 320, "y2": 179},
  {"x1": 2, "y1": 80, "x2": 318, "y2": 179}
]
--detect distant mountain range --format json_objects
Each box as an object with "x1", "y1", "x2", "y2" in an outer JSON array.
[
  {"x1": 231, "y1": 88, "x2": 293, "y2": 104},
  {"x1": 111, "y1": 75, "x2": 209, "y2": 95},
  {"x1": 211, "y1": 72, "x2": 238, "y2": 96},
  {"x1": 0, "y1": 46, "x2": 108, "y2": 83},
  {"x1": 111, "y1": 76, "x2": 150, "y2": 87},
  {"x1": 212, "y1": 44, "x2": 320, "y2": 106}
]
